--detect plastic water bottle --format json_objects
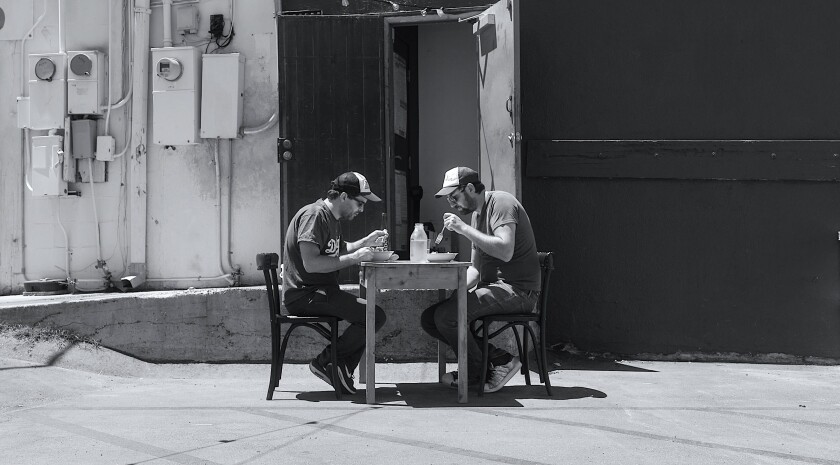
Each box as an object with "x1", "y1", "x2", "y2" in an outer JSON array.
[{"x1": 410, "y1": 223, "x2": 428, "y2": 262}]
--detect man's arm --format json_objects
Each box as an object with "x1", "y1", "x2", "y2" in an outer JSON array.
[
  {"x1": 466, "y1": 247, "x2": 480, "y2": 290},
  {"x1": 346, "y1": 229, "x2": 389, "y2": 253},
  {"x1": 300, "y1": 242, "x2": 372, "y2": 273},
  {"x1": 444, "y1": 213, "x2": 517, "y2": 262}
]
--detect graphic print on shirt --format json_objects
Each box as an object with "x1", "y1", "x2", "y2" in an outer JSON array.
[{"x1": 325, "y1": 238, "x2": 340, "y2": 256}]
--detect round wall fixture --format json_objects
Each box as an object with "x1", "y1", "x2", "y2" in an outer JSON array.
[
  {"x1": 34, "y1": 57, "x2": 56, "y2": 81},
  {"x1": 70, "y1": 54, "x2": 93, "y2": 76},
  {"x1": 156, "y1": 57, "x2": 183, "y2": 81},
  {"x1": 0, "y1": 8, "x2": 6, "y2": 32}
]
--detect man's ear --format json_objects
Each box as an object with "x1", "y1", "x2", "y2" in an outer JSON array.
[
  {"x1": 464, "y1": 183, "x2": 475, "y2": 195},
  {"x1": 339, "y1": 192, "x2": 349, "y2": 201}
]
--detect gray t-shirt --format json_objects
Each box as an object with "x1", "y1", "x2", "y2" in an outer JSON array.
[
  {"x1": 282, "y1": 199, "x2": 346, "y2": 305},
  {"x1": 472, "y1": 191, "x2": 541, "y2": 291}
]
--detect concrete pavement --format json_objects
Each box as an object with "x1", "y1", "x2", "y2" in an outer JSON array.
[{"x1": 1, "y1": 340, "x2": 839, "y2": 465}]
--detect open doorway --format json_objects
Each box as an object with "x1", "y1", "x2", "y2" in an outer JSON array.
[{"x1": 387, "y1": 16, "x2": 479, "y2": 260}]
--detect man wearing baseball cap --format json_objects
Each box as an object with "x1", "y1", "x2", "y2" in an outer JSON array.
[
  {"x1": 421, "y1": 167, "x2": 541, "y2": 393},
  {"x1": 282, "y1": 171, "x2": 390, "y2": 396}
]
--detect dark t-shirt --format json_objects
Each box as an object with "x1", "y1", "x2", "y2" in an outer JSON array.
[
  {"x1": 282, "y1": 199, "x2": 346, "y2": 305},
  {"x1": 472, "y1": 191, "x2": 541, "y2": 291}
]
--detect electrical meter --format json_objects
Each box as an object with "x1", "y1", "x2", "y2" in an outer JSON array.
[
  {"x1": 34, "y1": 57, "x2": 56, "y2": 81},
  {"x1": 156, "y1": 57, "x2": 183, "y2": 81}
]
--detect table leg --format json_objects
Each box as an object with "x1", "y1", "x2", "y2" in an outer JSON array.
[
  {"x1": 457, "y1": 267, "x2": 468, "y2": 403},
  {"x1": 437, "y1": 289, "x2": 447, "y2": 381},
  {"x1": 365, "y1": 268, "x2": 377, "y2": 404}
]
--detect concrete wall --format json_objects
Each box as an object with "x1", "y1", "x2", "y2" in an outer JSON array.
[
  {"x1": 0, "y1": 0, "x2": 281, "y2": 294},
  {"x1": 0, "y1": 287, "x2": 518, "y2": 362}
]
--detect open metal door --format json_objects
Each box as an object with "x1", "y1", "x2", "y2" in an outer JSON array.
[
  {"x1": 475, "y1": 0, "x2": 521, "y2": 198},
  {"x1": 277, "y1": 14, "x2": 385, "y2": 281}
]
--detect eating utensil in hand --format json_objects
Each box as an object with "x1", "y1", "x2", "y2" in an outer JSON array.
[{"x1": 434, "y1": 230, "x2": 444, "y2": 246}]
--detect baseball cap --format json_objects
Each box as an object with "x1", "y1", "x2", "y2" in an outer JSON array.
[
  {"x1": 331, "y1": 172, "x2": 382, "y2": 202},
  {"x1": 434, "y1": 167, "x2": 480, "y2": 197}
]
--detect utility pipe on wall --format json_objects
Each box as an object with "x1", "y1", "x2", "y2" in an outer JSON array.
[
  {"x1": 127, "y1": 0, "x2": 151, "y2": 287},
  {"x1": 162, "y1": 0, "x2": 172, "y2": 47}
]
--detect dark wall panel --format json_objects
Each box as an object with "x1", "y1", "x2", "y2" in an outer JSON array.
[
  {"x1": 520, "y1": 0, "x2": 840, "y2": 140},
  {"x1": 526, "y1": 177, "x2": 840, "y2": 358},
  {"x1": 279, "y1": 15, "x2": 385, "y2": 282},
  {"x1": 518, "y1": 1, "x2": 840, "y2": 358}
]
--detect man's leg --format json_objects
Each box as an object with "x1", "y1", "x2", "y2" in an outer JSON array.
[
  {"x1": 287, "y1": 288, "x2": 386, "y2": 374},
  {"x1": 432, "y1": 282, "x2": 536, "y2": 385}
]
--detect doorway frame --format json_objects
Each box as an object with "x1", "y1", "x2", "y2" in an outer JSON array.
[{"x1": 381, "y1": 9, "x2": 486, "y2": 246}]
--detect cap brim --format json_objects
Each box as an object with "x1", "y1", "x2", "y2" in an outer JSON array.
[
  {"x1": 434, "y1": 185, "x2": 459, "y2": 198},
  {"x1": 361, "y1": 192, "x2": 382, "y2": 202}
]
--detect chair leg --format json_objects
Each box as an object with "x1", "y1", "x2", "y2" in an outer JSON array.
[
  {"x1": 330, "y1": 322, "x2": 342, "y2": 400},
  {"x1": 539, "y1": 322, "x2": 553, "y2": 396},
  {"x1": 478, "y1": 321, "x2": 490, "y2": 396},
  {"x1": 519, "y1": 325, "x2": 531, "y2": 385},
  {"x1": 526, "y1": 324, "x2": 552, "y2": 396},
  {"x1": 511, "y1": 326, "x2": 530, "y2": 385},
  {"x1": 266, "y1": 328, "x2": 280, "y2": 401}
]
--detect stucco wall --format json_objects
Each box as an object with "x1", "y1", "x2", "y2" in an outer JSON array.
[{"x1": 0, "y1": 0, "x2": 282, "y2": 294}]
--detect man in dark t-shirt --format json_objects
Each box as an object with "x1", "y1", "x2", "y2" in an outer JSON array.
[
  {"x1": 421, "y1": 167, "x2": 541, "y2": 393},
  {"x1": 283, "y1": 172, "x2": 391, "y2": 395}
]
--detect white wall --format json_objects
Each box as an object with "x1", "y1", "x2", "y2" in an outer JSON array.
[
  {"x1": 0, "y1": 0, "x2": 281, "y2": 293},
  {"x1": 417, "y1": 22, "x2": 478, "y2": 259}
]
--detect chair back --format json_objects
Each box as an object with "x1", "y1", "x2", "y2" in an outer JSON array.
[
  {"x1": 536, "y1": 252, "x2": 555, "y2": 328},
  {"x1": 256, "y1": 253, "x2": 281, "y2": 325}
]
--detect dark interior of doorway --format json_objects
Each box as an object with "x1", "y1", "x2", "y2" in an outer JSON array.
[{"x1": 393, "y1": 26, "x2": 421, "y2": 257}]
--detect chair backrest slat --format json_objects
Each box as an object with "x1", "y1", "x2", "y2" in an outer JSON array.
[
  {"x1": 257, "y1": 252, "x2": 281, "y2": 324},
  {"x1": 536, "y1": 252, "x2": 554, "y2": 328}
]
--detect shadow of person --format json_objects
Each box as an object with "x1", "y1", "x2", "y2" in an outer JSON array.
[{"x1": 295, "y1": 382, "x2": 607, "y2": 407}]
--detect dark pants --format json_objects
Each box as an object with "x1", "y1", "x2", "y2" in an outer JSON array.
[
  {"x1": 420, "y1": 280, "x2": 538, "y2": 383},
  {"x1": 286, "y1": 286, "x2": 386, "y2": 372}
]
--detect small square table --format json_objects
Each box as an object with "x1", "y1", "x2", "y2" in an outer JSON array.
[{"x1": 359, "y1": 260, "x2": 471, "y2": 404}]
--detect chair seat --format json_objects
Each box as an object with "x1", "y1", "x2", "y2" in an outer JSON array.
[
  {"x1": 278, "y1": 314, "x2": 338, "y2": 323},
  {"x1": 478, "y1": 313, "x2": 539, "y2": 323}
]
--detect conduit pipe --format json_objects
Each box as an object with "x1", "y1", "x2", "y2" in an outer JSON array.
[
  {"x1": 17, "y1": 0, "x2": 49, "y2": 284},
  {"x1": 241, "y1": 112, "x2": 278, "y2": 136},
  {"x1": 126, "y1": 0, "x2": 151, "y2": 287},
  {"x1": 162, "y1": 0, "x2": 173, "y2": 47}
]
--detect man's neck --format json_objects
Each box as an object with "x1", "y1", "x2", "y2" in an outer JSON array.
[
  {"x1": 323, "y1": 198, "x2": 341, "y2": 220},
  {"x1": 475, "y1": 190, "x2": 488, "y2": 212}
]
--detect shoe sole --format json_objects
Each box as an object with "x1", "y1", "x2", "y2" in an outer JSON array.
[
  {"x1": 309, "y1": 362, "x2": 334, "y2": 388},
  {"x1": 484, "y1": 358, "x2": 523, "y2": 393}
]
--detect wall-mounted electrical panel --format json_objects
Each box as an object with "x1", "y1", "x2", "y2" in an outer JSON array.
[
  {"x1": 30, "y1": 134, "x2": 67, "y2": 196},
  {"x1": 28, "y1": 53, "x2": 66, "y2": 130},
  {"x1": 67, "y1": 50, "x2": 107, "y2": 115},
  {"x1": 151, "y1": 46, "x2": 201, "y2": 145},
  {"x1": 71, "y1": 119, "x2": 97, "y2": 158},
  {"x1": 200, "y1": 53, "x2": 245, "y2": 139}
]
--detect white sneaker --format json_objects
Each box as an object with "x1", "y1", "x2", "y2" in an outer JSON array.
[{"x1": 484, "y1": 356, "x2": 522, "y2": 393}]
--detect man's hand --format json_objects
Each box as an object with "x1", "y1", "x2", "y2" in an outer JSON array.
[
  {"x1": 362, "y1": 229, "x2": 389, "y2": 247},
  {"x1": 351, "y1": 247, "x2": 375, "y2": 263},
  {"x1": 443, "y1": 213, "x2": 468, "y2": 235}
]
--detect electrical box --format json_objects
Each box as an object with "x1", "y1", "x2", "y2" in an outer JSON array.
[
  {"x1": 67, "y1": 51, "x2": 107, "y2": 115},
  {"x1": 151, "y1": 46, "x2": 201, "y2": 145},
  {"x1": 200, "y1": 53, "x2": 244, "y2": 139},
  {"x1": 71, "y1": 119, "x2": 97, "y2": 158},
  {"x1": 31, "y1": 134, "x2": 67, "y2": 196},
  {"x1": 28, "y1": 53, "x2": 66, "y2": 130}
]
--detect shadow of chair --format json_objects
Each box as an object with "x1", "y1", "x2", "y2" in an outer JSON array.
[
  {"x1": 256, "y1": 252, "x2": 342, "y2": 400},
  {"x1": 473, "y1": 251, "x2": 554, "y2": 396}
]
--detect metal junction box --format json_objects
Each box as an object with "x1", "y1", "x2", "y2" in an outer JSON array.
[
  {"x1": 31, "y1": 134, "x2": 67, "y2": 196},
  {"x1": 68, "y1": 50, "x2": 107, "y2": 115},
  {"x1": 200, "y1": 53, "x2": 245, "y2": 139},
  {"x1": 28, "y1": 53, "x2": 66, "y2": 130},
  {"x1": 151, "y1": 46, "x2": 201, "y2": 145}
]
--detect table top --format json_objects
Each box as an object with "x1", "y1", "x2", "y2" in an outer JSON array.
[{"x1": 360, "y1": 260, "x2": 471, "y2": 267}]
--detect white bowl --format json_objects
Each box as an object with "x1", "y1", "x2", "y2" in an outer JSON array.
[
  {"x1": 426, "y1": 252, "x2": 457, "y2": 263},
  {"x1": 370, "y1": 250, "x2": 394, "y2": 261}
]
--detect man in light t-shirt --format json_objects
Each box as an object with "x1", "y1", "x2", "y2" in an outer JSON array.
[{"x1": 421, "y1": 167, "x2": 541, "y2": 393}]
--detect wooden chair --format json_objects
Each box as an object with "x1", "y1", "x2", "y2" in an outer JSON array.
[
  {"x1": 473, "y1": 251, "x2": 555, "y2": 396},
  {"x1": 257, "y1": 253, "x2": 342, "y2": 400}
]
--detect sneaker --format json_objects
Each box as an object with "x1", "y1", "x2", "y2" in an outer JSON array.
[
  {"x1": 309, "y1": 358, "x2": 333, "y2": 388},
  {"x1": 334, "y1": 360, "x2": 357, "y2": 395},
  {"x1": 484, "y1": 356, "x2": 522, "y2": 393}
]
